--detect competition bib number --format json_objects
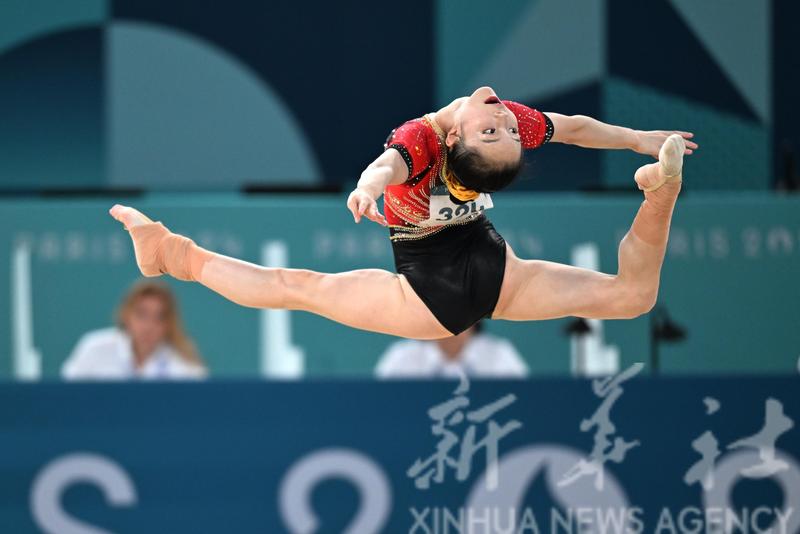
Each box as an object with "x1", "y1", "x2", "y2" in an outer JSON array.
[{"x1": 418, "y1": 191, "x2": 494, "y2": 227}]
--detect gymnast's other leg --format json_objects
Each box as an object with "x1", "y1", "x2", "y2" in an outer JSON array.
[
  {"x1": 109, "y1": 206, "x2": 451, "y2": 340},
  {"x1": 493, "y1": 134, "x2": 686, "y2": 321}
]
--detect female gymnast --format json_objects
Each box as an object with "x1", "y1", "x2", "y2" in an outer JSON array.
[{"x1": 109, "y1": 86, "x2": 697, "y2": 339}]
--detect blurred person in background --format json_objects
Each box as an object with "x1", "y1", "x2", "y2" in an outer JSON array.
[
  {"x1": 375, "y1": 322, "x2": 527, "y2": 379},
  {"x1": 62, "y1": 280, "x2": 207, "y2": 380}
]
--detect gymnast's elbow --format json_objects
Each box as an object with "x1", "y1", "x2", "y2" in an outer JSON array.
[{"x1": 549, "y1": 114, "x2": 589, "y2": 145}]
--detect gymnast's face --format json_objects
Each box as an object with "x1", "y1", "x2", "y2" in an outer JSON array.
[
  {"x1": 124, "y1": 295, "x2": 168, "y2": 357},
  {"x1": 447, "y1": 86, "x2": 522, "y2": 166}
]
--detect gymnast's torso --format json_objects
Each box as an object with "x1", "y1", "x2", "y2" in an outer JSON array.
[
  {"x1": 382, "y1": 100, "x2": 553, "y2": 242},
  {"x1": 383, "y1": 101, "x2": 554, "y2": 334}
]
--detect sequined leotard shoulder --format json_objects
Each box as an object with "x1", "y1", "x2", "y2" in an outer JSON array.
[{"x1": 382, "y1": 100, "x2": 554, "y2": 241}]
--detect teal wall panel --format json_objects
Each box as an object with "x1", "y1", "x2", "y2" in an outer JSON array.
[
  {"x1": 0, "y1": 193, "x2": 797, "y2": 379},
  {"x1": 602, "y1": 77, "x2": 770, "y2": 190},
  {"x1": 0, "y1": 0, "x2": 106, "y2": 54}
]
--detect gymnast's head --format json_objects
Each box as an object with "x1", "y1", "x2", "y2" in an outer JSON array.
[{"x1": 445, "y1": 86, "x2": 524, "y2": 194}]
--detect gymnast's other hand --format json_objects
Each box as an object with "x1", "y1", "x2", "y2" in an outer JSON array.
[
  {"x1": 347, "y1": 188, "x2": 387, "y2": 226},
  {"x1": 634, "y1": 130, "x2": 697, "y2": 159}
]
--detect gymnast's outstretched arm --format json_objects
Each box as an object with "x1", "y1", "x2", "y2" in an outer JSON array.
[{"x1": 545, "y1": 112, "x2": 698, "y2": 158}]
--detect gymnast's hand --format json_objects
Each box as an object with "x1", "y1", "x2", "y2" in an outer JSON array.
[
  {"x1": 634, "y1": 130, "x2": 697, "y2": 159},
  {"x1": 347, "y1": 188, "x2": 387, "y2": 226}
]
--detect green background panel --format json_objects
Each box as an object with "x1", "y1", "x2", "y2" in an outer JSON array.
[{"x1": 0, "y1": 193, "x2": 797, "y2": 379}]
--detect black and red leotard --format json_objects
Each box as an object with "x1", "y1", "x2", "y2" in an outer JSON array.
[{"x1": 383, "y1": 101, "x2": 553, "y2": 334}]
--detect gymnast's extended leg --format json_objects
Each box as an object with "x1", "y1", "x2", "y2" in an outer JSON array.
[
  {"x1": 109, "y1": 206, "x2": 451, "y2": 340},
  {"x1": 493, "y1": 134, "x2": 686, "y2": 321}
]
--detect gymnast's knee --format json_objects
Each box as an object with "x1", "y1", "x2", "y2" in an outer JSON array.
[
  {"x1": 277, "y1": 268, "x2": 326, "y2": 310},
  {"x1": 615, "y1": 280, "x2": 658, "y2": 319}
]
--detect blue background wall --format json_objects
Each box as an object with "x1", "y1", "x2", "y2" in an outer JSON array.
[
  {"x1": 0, "y1": 0, "x2": 797, "y2": 192},
  {"x1": 1, "y1": 378, "x2": 797, "y2": 532}
]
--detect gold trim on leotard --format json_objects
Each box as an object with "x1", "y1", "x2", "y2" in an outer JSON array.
[
  {"x1": 386, "y1": 115, "x2": 486, "y2": 242},
  {"x1": 425, "y1": 114, "x2": 480, "y2": 202}
]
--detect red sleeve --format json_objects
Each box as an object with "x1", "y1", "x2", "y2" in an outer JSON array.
[
  {"x1": 383, "y1": 120, "x2": 436, "y2": 181},
  {"x1": 503, "y1": 100, "x2": 554, "y2": 149}
]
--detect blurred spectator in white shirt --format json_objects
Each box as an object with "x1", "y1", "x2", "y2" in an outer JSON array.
[
  {"x1": 62, "y1": 280, "x2": 207, "y2": 380},
  {"x1": 376, "y1": 322, "x2": 527, "y2": 379}
]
